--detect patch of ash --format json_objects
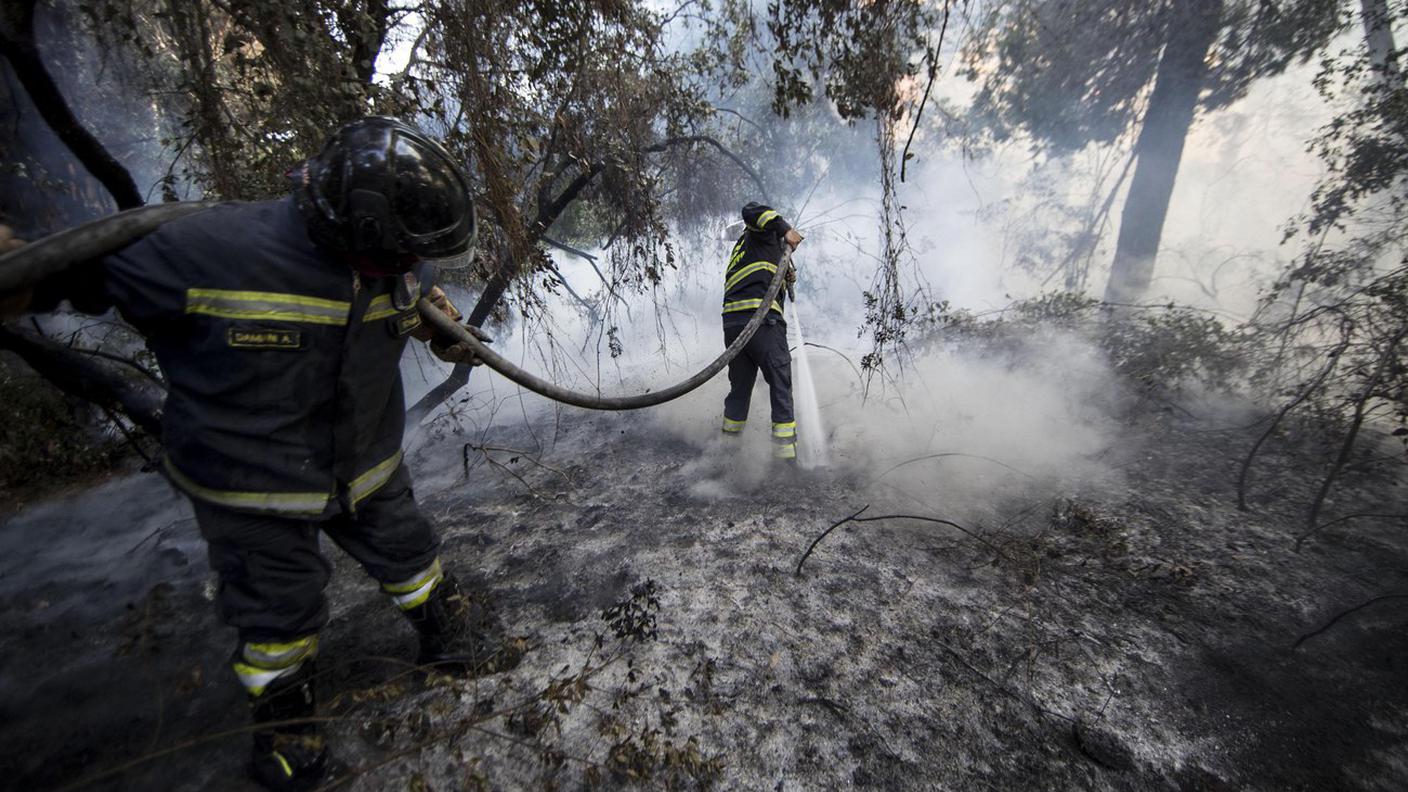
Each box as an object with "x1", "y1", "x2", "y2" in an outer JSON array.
[{"x1": 3, "y1": 402, "x2": 1406, "y2": 791}]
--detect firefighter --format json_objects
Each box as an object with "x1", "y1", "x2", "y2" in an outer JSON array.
[
  {"x1": 721, "y1": 202, "x2": 804, "y2": 462},
  {"x1": 3, "y1": 117, "x2": 514, "y2": 791}
]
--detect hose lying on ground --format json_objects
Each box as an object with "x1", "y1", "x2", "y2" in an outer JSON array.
[{"x1": 0, "y1": 202, "x2": 787, "y2": 412}]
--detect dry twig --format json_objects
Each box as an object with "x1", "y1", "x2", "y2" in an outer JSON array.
[
  {"x1": 795, "y1": 504, "x2": 1001, "y2": 576},
  {"x1": 1292, "y1": 593, "x2": 1408, "y2": 650}
]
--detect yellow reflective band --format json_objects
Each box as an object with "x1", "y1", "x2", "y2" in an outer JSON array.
[
  {"x1": 722, "y1": 298, "x2": 783, "y2": 315},
  {"x1": 233, "y1": 660, "x2": 304, "y2": 696},
  {"x1": 349, "y1": 450, "x2": 403, "y2": 504},
  {"x1": 272, "y1": 752, "x2": 294, "y2": 778},
  {"x1": 394, "y1": 584, "x2": 437, "y2": 611},
  {"x1": 757, "y1": 209, "x2": 779, "y2": 228},
  {"x1": 722, "y1": 417, "x2": 746, "y2": 433},
  {"x1": 243, "y1": 635, "x2": 318, "y2": 669},
  {"x1": 383, "y1": 558, "x2": 443, "y2": 610},
  {"x1": 164, "y1": 457, "x2": 329, "y2": 515},
  {"x1": 724, "y1": 261, "x2": 777, "y2": 293},
  {"x1": 382, "y1": 558, "x2": 443, "y2": 594},
  {"x1": 774, "y1": 443, "x2": 797, "y2": 459},
  {"x1": 185, "y1": 288, "x2": 350, "y2": 326},
  {"x1": 727, "y1": 243, "x2": 745, "y2": 274},
  {"x1": 771, "y1": 422, "x2": 797, "y2": 439},
  {"x1": 363, "y1": 293, "x2": 419, "y2": 322}
]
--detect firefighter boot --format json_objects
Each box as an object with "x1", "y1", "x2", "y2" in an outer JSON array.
[
  {"x1": 248, "y1": 661, "x2": 328, "y2": 791},
  {"x1": 404, "y1": 574, "x2": 522, "y2": 675}
]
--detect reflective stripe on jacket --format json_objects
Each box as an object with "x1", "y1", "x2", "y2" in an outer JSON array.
[
  {"x1": 103, "y1": 196, "x2": 431, "y2": 516},
  {"x1": 722, "y1": 202, "x2": 792, "y2": 325}
]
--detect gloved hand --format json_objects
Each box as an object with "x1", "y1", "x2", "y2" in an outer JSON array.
[
  {"x1": 430, "y1": 322, "x2": 494, "y2": 366},
  {"x1": 784, "y1": 228, "x2": 804, "y2": 251},
  {"x1": 0, "y1": 225, "x2": 32, "y2": 319},
  {"x1": 785, "y1": 264, "x2": 797, "y2": 285},
  {"x1": 410, "y1": 286, "x2": 461, "y2": 341},
  {"x1": 0, "y1": 224, "x2": 26, "y2": 254}
]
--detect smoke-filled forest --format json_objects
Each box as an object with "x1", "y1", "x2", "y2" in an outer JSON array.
[{"x1": 1, "y1": 0, "x2": 1407, "y2": 790}]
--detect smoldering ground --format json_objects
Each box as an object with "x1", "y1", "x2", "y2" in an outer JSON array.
[
  {"x1": 7, "y1": 339, "x2": 1406, "y2": 790},
  {"x1": 4, "y1": 16, "x2": 1406, "y2": 791}
]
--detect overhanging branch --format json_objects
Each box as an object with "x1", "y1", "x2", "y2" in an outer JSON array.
[{"x1": 0, "y1": 0, "x2": 143, "y2": 210}]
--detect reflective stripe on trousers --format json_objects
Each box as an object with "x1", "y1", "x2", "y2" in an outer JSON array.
[
  {"x1": 164, "y1": 450, "x2": 404, "y2": 516},
  {"x1": 233, "y1": 634, "x2": 318, "y2": 696},
  {"x1": 381, "y1": 557, "x2": 444, "y2": 610},
  {"x1": 772, "y1": 421, "x2": 797, "y2": 459}
]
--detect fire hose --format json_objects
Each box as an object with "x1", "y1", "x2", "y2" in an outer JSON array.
[{"x1": 0, "y1": 202, "x2": 791, "y2": 412}]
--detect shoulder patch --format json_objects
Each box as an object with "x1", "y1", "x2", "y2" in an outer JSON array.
[{"x1": 395, "y1": 313, "x2": 423, "y2": 336}]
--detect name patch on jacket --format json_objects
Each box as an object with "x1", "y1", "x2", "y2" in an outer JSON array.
[{"x1": 227, "y1": 328, "x2": 303, "y2": 349}]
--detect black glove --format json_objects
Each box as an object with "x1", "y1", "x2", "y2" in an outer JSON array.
[{"x1": 430, "y1": 323, "x2": 494, "y2": 366}]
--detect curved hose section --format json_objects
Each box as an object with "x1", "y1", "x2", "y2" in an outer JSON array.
[
  {"x1": 418, "y1": 254, "x2": 789, "y2": 410},
  {"x1": 0, "y1": 202, "x2": 788, "y2": 412},
  {"x1": 0, "y1": 202, "x2": 219, "y2": 293}
]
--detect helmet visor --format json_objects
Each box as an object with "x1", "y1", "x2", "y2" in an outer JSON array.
[{"x1": 420, "y1": 248, "x2": 475, "y2": 270}]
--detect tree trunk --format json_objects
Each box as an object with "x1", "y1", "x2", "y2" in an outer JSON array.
[
  {"x1": 1360, "y1": 0, "x2": 1399, "y2": 77},
  {"x1": 0, "y1": 326, "x2": 163, "y2": 436},
  {"x1": 0, "y1": 0, "x2": 142, "y2": 211},
  {"x1": 1103, "y1": 1, "x2": 1221, "y2": 304}
]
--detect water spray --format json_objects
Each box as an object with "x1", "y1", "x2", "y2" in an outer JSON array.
[{"x1": 785, "y1": 268, "x2": 830, "y2": 469}]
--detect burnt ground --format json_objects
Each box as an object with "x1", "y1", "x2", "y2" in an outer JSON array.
[{"x1": 1, "y1": 401, "x2": 1406, "y2": 791}]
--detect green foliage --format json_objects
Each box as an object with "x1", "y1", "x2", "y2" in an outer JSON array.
[
  {"x1": 933, "y1": 292, "x2": 1249, "y2": 395},
  {"x1": 767, "y1": 0, "x2": 946, "y2": 120},
  {"x1": 0, "y1": 355, "x2": 127, "y2": 503},
  {"x1": 601, "y1": 578, "x2": 659, "y2": 640},
  {"x1": 85, "y1": 0, "x2": 413, "y2": 200},
  {"x1": 1248, "y1": 1, "x2": 1408, "y2": 536}
]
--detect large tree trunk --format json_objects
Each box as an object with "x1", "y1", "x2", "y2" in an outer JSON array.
[
  {"x1": 1360, "y1": 0, "x2": 1399, "y2": 78},
  {"x1": 1103, "y1": 1, "x2": 1221, "y2": 304}
]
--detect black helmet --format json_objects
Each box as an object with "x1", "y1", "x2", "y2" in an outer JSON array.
[{"x1": 296, "y1": 116, "x2": 475, "y2": 268}]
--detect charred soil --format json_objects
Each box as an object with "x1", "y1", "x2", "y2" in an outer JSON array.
[{"x1": 1, "y1": 405, "x2": 1406, "y2": 791}]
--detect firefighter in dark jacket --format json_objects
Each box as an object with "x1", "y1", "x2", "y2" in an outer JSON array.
[
  {"x1": 3, "y1": 117, "x2": 508, "y2": 791},
  {"x1": 721, "y1": 202, "x2": 804, "y2": 461}
]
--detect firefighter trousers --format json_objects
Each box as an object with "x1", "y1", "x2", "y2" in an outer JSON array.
[
  {"x1": 722, "y1": 318, "x2": 794, "y2": 427},
  {"x1": 190, "y1": 463, "x2": 441, "y2": 643}
]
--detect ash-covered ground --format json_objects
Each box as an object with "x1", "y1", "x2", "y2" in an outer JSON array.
[{"x1": 2, "y1": 357, "x2": 1407, "y2": 791}]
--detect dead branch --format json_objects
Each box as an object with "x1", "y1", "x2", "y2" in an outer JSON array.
[
  {"x1": 0, "y1": 325, "x2": 162, "y2": 435},
  {"x1": 868, "y1": 452, "x2": 1038, "y2": 486},
  {"x1": 795, "y1": 504, "x2": 1001, "y2": 576},
  {"x1": 1297, "y1": 328, "x2": 1406, "y2": 551},
  {"x1": 642, "y1": 135, "x2": 773, "y2": 206},
  {"x1": 1304, "y1": 511, "x2": 1408, "y2": 534},
  {"x1": 797, "y1": 341, "x2": 864, "y2": 385},
  {"x1": 71, "y1": 346, "x2": 165, "y2": 388},
  {"x1": 541, "y1": 235, "x2": 628, "y2": 307},
  {"x1": 899, "y1": 1, "x2": 951, "y2": 183},
  {"x1": 1237, "y1": 323, "x2": 1351, "y2": 511},
  {"x1": 99, "y1": 403, "x2": 155, "y2": 465},
  {"x1": 932, "y1": 640, "x2": 1076, "y2": 724},
  {"x1": 1292, "y1": 593, "x2": 1408, "y2": 650},
  {"x1": 0, "y1": 0, "x2": 143, "y2": 209},
  {"x1": 467, "y1": 443, "x2": 574, "y2": 485}
]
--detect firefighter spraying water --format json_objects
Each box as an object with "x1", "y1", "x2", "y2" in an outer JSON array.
[{"x1": 719, "y1": 203, "x2": 815, "y2": 464}]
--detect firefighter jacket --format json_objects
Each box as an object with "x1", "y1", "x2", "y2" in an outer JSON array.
[
  {"x1": 101, "y1": 196, "x2": 432, "y2": 518},
  {"x1": 722, "y1": 202, "x2": 793, "y2": 327}
]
